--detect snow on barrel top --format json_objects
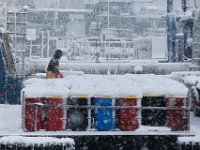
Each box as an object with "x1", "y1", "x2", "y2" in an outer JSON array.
[{"x1": 22, "y1": 74, "x2": 188, "y2": 98}]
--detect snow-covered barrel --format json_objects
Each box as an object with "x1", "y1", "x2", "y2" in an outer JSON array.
[
  {"x1": 141, "y1": 95, "x2": 166, "y2": 126},
  {"x1": 118, "y1": 96, "x2": 140, "y2": 131},
  {"x1": 24, "y1": 98, "x2": 44, "y2": 131},
  {"x1": 23, "y1": 96, "x2": 66, "y2": 131},
  {"x1": 21, "y1": 78, "x2": 69, "y2": 131},
  {"x1": 126, "y1": 75, "x2": 189, "y2": 128},
  {"x1": 166, "y1": 97, "x2": 188, "y2": 131},
  {"x1": 94, "y1": 96, "x2": 115, "y2": 131},
  {"x1": 67, "y1": 95, "x2": 88, "y2": 131},
  {"x1": 21, "y1": 74, "x2": 189, "y2": 132},
  {"x1": 45, "y1": 97, "x2": 65, "y2": 131}
]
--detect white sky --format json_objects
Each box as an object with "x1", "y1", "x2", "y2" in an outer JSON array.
[{"x1": 34, "y1": 0, "x2": 53, "y2": 8}]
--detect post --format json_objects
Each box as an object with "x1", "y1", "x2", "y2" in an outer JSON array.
[
  {"x1": 41, "y1": 31, "x2": 44, "y2": 58},
  {"x1": 47, "y1": 30, "x2": 50, "y2": 57},
  {"x1": 107, "y1": 0, "x2": 110, "y2": 28},
  {"x1": 14, "y1": 11, "x2": 17, "y2": 63},
  {"x1": 167, "y1": 0, "x2": 176, "y2": 62},
  {"x1": 137, "y1": 98, "x2": 142, "y2": 127},
  {"x1": 87, "y1": 98, "x2": 91, "y2": 130},
  {"x1": 29, "y1": 40, "x2": 32, "y2": 58},
  {"x1": 107, "y1": 38, "x2": 111, "y2": 75},
  {"x1": 22, "y1": 52, "x2": 25, "y2": 80},
  {"x1": 21, "y1": 90, "x2": 26, "y2": 131},
  {"x1": 4, "y1": 3, "x2": 7, "y2": 30}
]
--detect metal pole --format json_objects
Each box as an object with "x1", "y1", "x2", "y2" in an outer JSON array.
[
  {"x1": 29, "y1": 40, "x2": 32, "y2": 58},
  {"x1": 167, "y1": 0, "x2": 176, "y2": 62},
  {"x1": 107, "y1": 38, "x2": 111, "y2": 74},
  {"x1": 104, "y1": 35, "x2": 106, "y2": 58},
  {"x1": 47, "y1": 30, "x2": 50, "y2": 57},
  {"x1": 107, "y1": 0, "x2": 110, "y2": 28},
  {"x1": 137, "y1": 98, "x2": 142, "y2": 127},
  {"x1": 87, "y1": 98, "x2": 91, "y2": 130},
  {"x1": 4, "y1": 2, "x2": 7, "y2": 30},
  {"x1": 14, "y1": 11, "x2": 17, "y2": 63},
  {"x1": 22, "y1": 52, "x2": 25, "y2": 80},
  {"x1": 21, "y1": 91, "x2": 26, "y2": 131},
  {"x1": 5, "y1": 75, "x2": 7, "y2": 104},
  {"x1": 112, "y1": 98, "x2": 116, "y2": 128},
  {"x1": 63, "y1": 98, "x2": 67, "y2": 130},
  {"x1": 182, "y1": 0, "x2": 187, "y2": 60},
  {"x1": 41, "y1": 31, "x2": 44, "y2": 58}
]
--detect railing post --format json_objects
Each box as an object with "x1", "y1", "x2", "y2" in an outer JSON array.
[
  {"x1": 21, "y1": 90, "x2": 26, "y2": 131},
  {"x1": 137, "y1": 98, "x2": 142, "y2": 127},
  {"x1": 87, "y1": 97, "x2": 92, "y2": 131}
]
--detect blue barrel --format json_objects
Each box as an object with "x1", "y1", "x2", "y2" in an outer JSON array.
[{"x1": 95, "y1": 98, "x2": 115, "y2": 131}]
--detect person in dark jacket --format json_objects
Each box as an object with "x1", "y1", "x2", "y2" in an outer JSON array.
[{"x1": 46, "y1": 49, "x2": 63, "y2": 79}]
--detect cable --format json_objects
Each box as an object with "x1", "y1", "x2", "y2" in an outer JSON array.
[
  {"x1": 0, "y1": 77, "x2": 22, "y2": 98},
  {"x1": 135, "y1": 0, "x2": 158, "y2": 3}
]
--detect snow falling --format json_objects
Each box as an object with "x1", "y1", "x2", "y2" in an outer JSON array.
[{"x1": 0, "y1": 0, "x2": 200, "y2": 150}]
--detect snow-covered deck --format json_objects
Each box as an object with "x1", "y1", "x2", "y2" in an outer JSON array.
[{"x1": 0, "y1": 105, "x2": 197, "y2": 136}]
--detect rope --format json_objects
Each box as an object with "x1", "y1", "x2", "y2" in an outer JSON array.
[{"x1": 0, "y1": 77, "x2": 23, "y2": 97}]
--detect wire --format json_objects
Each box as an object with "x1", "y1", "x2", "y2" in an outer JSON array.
[
  {"x1": 136, "y1": 0, "x2": 158, "y2": 3},
  {"x1": 0, "y1": 78, "x2": 22, "y2": 98}
]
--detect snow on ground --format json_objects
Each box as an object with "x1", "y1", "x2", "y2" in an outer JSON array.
[
  {"x1": 0, "y1": 105, "x2": 22, "y2": 135},
  {"x1": 0, "y1": 136, "x2": 74, "y2": 147},
  {"x1": 0, "y1": 105, "x2": 75, "y2": 146}
]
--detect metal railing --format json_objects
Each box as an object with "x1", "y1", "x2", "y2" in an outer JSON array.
[{"x1": 22, "y1": 99, "x2": 191, "y2": 132}]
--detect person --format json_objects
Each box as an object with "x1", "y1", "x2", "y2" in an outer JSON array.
[
  {"x1": 94, "y1": 51, "x2": 100, "y2": 63},
  {"x1": 46, "y1": 49, "x2": 63, "y2": 79}
]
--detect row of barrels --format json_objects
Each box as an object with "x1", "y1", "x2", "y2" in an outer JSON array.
[{"x1": 23, "y1": 97, "x2": 189, "y2": 131}]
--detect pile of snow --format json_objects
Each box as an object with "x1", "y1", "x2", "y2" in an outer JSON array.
[
  {"x1": 0, "y1": 136, "x2": 74, "y2": 147},
  {"x1": 180, "y1": 9, "x2": 193, "y2": 21},
  {"x1": 23, "y1": 74, "x2": 188, "y2": 98},
  {"x1": 133, "y1": 65, "x2": 143, "y2": 73},
  {"x1": 129, "y1": 59, "x2": 159, "y2": 65},
  {"x1": 182, "y1": 75, "x2": 200, "y2": 87},
  {"x1": 170, "y1": 71, "x2": 200, "y2": 77},
  {"x1": 177, "y1": 135, "x2": 200, "y2": 144}
]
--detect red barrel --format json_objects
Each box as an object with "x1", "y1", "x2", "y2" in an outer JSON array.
[
  {"x1": 25, "y1": 98, "x2": 44, "y2": 131},
  {"x1": 166, "y1": 98, "x2": 188, "y2": 131},
  {"x1": 45, "y1": 98, "x2": 64, "y2": 131},
  {"x1": 118, "y1": 98, "x2": 139, "y2": 131}
]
